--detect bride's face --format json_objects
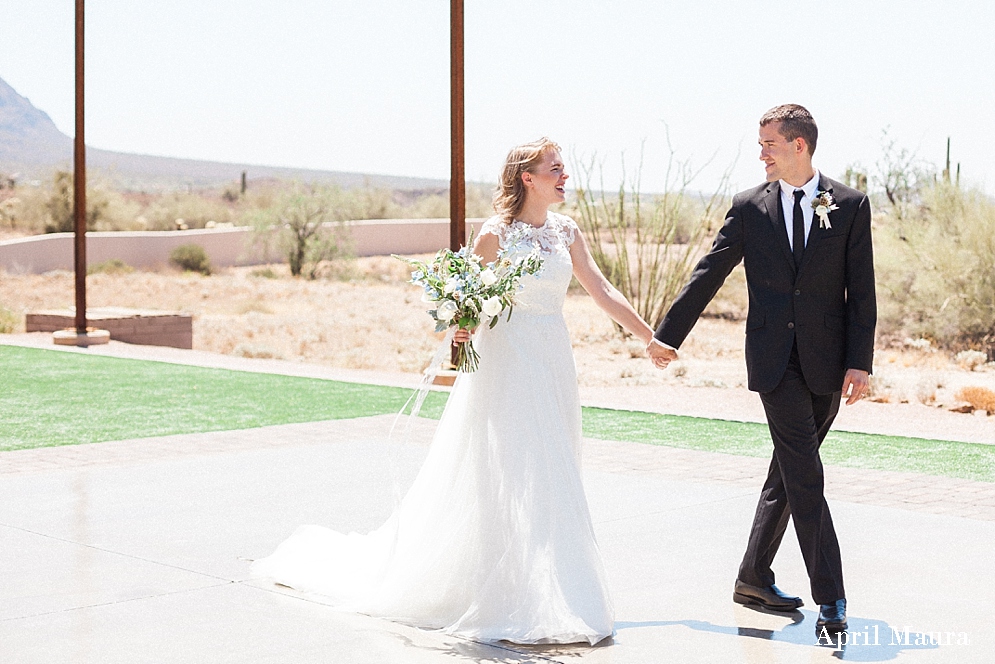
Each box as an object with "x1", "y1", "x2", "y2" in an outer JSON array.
[{"x1": 523, "y1": 150, "x2": 568, "y2": 206}]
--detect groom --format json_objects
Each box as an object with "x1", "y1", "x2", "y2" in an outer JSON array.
[{"x1": 648, "y1": 104, "x2": 876, "y2": 633}]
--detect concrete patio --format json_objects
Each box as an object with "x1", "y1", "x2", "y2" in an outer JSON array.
[
  {"x1": 1, "y1": 339, "x2": 992, "y2": 663},
  {"x1": 2, "y1": 420, "x2": 991, "y2": 663}
]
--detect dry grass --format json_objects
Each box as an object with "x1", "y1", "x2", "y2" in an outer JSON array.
[
  {"x1": 0, "y1": 256, "x2": 738, "y2": 386},
  {"x1": 955, "y1": 386, "x2": 995, "y2": 413},
  {"x1": 1, "y1": 257, "x2": 993, "y2": 402}
]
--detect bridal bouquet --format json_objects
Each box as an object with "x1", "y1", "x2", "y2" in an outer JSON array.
[{"x1": 395, "y1": 235, "x2": 543, "y2": 372}]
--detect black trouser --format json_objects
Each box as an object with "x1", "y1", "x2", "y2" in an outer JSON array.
[{"x1": 737, "y1": 344, "x2": 845, "y2": 605}]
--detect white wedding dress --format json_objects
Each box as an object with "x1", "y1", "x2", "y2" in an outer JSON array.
[{"x1": 252, "y1": 212, "x2": 614, "y2": 645}]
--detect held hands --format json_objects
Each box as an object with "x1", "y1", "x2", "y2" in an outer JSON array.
[
  {"x1": 842, "y1": 369, "x2": 870, "y2": 405},
  {"x1": 647, "y1": 338, "x2": 679, "y2": 370}
]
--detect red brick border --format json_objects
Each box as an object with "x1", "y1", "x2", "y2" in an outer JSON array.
[{"x1": 26, "y1": 309, "x2": 193, "y2": 349}]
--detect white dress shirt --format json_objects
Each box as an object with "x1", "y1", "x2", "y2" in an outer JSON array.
[{"x1": 779, "y1": 170, "x2": 820, "y2": 251}]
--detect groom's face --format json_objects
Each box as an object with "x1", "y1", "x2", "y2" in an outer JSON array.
[{"x1": 758, "y1": 122, "x2": 808, "y2": 183}]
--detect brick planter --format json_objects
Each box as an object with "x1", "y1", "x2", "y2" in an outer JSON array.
[{"x1": 26, "y1": 308, "x2": 193, "y2": 349}]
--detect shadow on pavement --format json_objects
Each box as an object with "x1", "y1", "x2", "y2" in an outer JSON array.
[
  {"x1": 388, "y1": 631, "x2": 611, "y2": 663},
  {"x1": 616, "y1": 613, "x2": 944, "y2": 661}
]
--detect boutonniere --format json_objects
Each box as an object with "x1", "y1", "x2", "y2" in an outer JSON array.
[{"x1": 812, "y1": 191, "x2": 839, "y2": 229}]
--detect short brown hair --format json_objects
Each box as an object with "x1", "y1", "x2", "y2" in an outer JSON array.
[
  {"x1": 760, "y1": 104, "x2": 817, "y2": 156},
  {"x1": 492, "y1": 137, "x2": 561, "y2": 222}
]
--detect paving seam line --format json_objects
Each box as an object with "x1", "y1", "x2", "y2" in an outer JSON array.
[{"x1": 0, "y1": 581, "x2": 234, "y2": 624}]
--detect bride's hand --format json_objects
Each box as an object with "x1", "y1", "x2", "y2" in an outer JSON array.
[
  {"x1": 647, "y1": 338, "x2": 678, "y2": 369},
  {"x1": 452, "y1": 327, "x2": 476, "y2": 344}
]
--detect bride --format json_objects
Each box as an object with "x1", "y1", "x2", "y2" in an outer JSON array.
[{"x1": 252, "y1": 138, "x2": 655, "y2": 645}]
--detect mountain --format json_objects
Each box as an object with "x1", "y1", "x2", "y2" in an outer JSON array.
[
  {"x1": 0, "y1": 76, "x2": 73, "y2": 168},
  {"x1": 0, "y1": 75, "x2": 448, "y2": 191}
]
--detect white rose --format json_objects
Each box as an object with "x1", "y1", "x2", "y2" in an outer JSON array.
[
  {"x1": 480, "y1": 268, "x2": 498, "y2": 286},
  {"x1": 436, "y1": 300, "x2": 458, "y2": 322},
  {"x1": 443, "y1": 277, "x2": 459, "y2": 294},
  {"x1": 815, "y1": 205, "x2": 828, "y2": 216},
  {"x1": 482, "y1": 296, "x2": 503, "y2": 317}
]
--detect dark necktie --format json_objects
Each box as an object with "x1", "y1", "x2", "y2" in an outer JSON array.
[{"x1": 792, "y1": 189, "x2": 805, "y2": 270}]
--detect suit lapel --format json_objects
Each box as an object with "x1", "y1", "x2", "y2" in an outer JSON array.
[
  {"x1": 798, "y1": 175, "x2": 834, "y2": 275},
  {"x1": 763, "y1": 182, "x2": 795, "y2": 269}
]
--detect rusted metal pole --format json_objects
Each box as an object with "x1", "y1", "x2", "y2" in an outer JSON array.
[
  {"x1": 74, "y1": 0, "x2": 87, "y2": 334},
  {"x1": 449, "y1": 0, "x2": 465, "y2": 252},
  {"x1": 447, "y1": 0, "x2": 466, "y2": 371}
]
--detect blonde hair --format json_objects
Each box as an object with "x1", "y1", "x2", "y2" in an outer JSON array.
[{"x1": 492, "y1": 137, "x2": 561, "y2": 222}]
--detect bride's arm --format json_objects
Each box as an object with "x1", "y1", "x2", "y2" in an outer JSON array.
[
  {"x1": 569, "y1": 231, "x2": 654, "y2": 345},
  {"x1": 473, "y1": 231, "x2": 500, "y2": 265}
]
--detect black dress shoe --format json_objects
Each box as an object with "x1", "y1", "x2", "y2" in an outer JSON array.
[
  {"x1": 733, "y1": 580, "x2": 803, "y2": 611},
  {"x1": 817, "y1": 599, "x2": 848, "y2": 633}
]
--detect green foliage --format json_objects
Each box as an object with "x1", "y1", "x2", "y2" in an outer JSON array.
[
  {"x1": 871, "y1": 129, "x2": 935, "y2": 216},
  {"x1": 3, "y1": 170, "x2": 142, "y2": 234},
  {"x1": 0, "y1": 304, "x2": 19, "y2": 333},
  {"x1": 572, "y1": 145, "x2": 731, "y2": 333},
  {"x1": 87, "y1": 258, "x2": 134, "y2": 275},
  {"x1": 841, "y1": 165, "x2": 868, "y2": 193},
  {"x1": 250, "y1": 182, "x2": 353, "y2": 278},
  {"x1": 44, "y1": 170, "x2": 109, "y2": 233},
  {"x1": 877, "y1": 181, "x2": 995, "y2": 356},
  {"x1": 0, "y1": 191, "x2": 20, "y2": 228},
  {"x1": 169, "y1": 244, "x2": 212, "y2": 275},
  {"x1": 40, "y1": 171, "x2": 146, "y2": 233},
  {"x1": 2, "y1": 169, "x2": 493, "y2": 241},
  {"x1": 142, "y1": 191, "x2": 235, "y2": 230}
]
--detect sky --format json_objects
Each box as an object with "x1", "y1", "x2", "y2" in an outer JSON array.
[{"x1": 2, "y1": 0, "x2": 994, "y2": 195}]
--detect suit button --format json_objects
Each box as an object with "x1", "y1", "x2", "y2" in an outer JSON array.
[
  {"x1": 787, "y1": 322, "x2": 795, "y2": 329},
  {"x1": 794, "y1": 289, "x2": 801, "y2": 296}
]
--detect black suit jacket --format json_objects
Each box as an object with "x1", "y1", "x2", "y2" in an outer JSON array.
[{"x1": 655, "y1": 174, "x2": 876, "y2": 395}]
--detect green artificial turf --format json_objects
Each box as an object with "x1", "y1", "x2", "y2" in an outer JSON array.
[
  {"x1": 582, "y1": 407, "x2": 995, "y2": 483},
  {"x1": 0, "y1": 345, "x2": 448, "y2": 451},
  {"x1": 2, "y1": 345, "x2": 993, "y2": 483}
]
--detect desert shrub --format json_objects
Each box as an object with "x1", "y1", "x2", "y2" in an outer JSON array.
[
  {"x1": 955, "y1": 349, "x2": 988, "y2": 371},
  {"x1": 249, "y1": 182, "x2": 352, "y2": 279},
  {"x1": 244, "y1": 181, "x2": 493, "y2": 227},
  {"x1": 143, "y1": 191, "x2": 234, "y2": 230},
  {"x1": 0, "y1": 195, "x2": 20, "y2": 229},
  {"x1": 572, "y1": 144, "x2": 731, "y2": 333},
  {"x1": 88, "y1": 258, "x2": 134, "y2": 275},
  {"x1": 2, "y1": 171, "x2": 142, "y2": 234},
  {"x1": 871, "y1": 130, "x2": 935, "y2": 217},
  {"x1": 955, "y1": 386, "x2": 995, "y2": 413},
  {"x1": 876, "y1": 181, "x2": 995, "y2": 357},
  {"x1": 170, "y1": 244, "x2": 212, "y2": 275},
  {"x1": 394, "y1": 184, "x2": 493, "y2": 220},
  {"x1": 0, "y1": 304, "x2": 19, "y2": 333},
  {"x1": 339, "y1": 186, "x2": 401, "y2": 219},
  {"x1": 233, "y1": 343, "x2": 282, "y2": 359}
]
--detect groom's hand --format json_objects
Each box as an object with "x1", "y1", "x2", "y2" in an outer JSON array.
[
  {"x1": 647, "y1": 339, "x2": 678, "y2": 369},
  {"x1": 842, "y1": 369, "x2": 870, "y2": 405}
]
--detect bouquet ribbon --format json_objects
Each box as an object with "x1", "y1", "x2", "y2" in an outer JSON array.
[{"x1": 384, "y1": 328, "x2": 456, "y2": 503}]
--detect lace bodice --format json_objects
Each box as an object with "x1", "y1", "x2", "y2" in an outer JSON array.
[
  {"x1": 479, "y1": 213, "x2": 578, "y2": 316},
  {"x1": 479, "y1": 213, "x2": 578, "y2": 255}
]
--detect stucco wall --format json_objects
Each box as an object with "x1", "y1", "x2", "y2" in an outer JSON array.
[{"x1": 0, "y1": 219, "x2": 486, "y2": 274}]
